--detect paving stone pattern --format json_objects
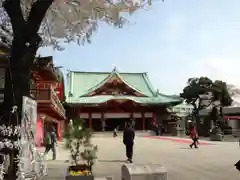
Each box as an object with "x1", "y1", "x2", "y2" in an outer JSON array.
[{"x1": 44, "y1": 136, "x2": 240, "y2": 180}]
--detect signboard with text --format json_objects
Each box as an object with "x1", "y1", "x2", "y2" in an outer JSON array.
[{"x1": 21, "y1": 96, "x2": 37, "y2": 173}]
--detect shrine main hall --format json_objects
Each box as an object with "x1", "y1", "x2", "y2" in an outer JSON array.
[{"x1": 65, "y1": 68, "x2": 182, "y2": 131}]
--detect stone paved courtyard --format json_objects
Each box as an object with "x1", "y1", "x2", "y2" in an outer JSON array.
[{"x1": 44, "y1": 136, "x2": 240, "y2": 180}]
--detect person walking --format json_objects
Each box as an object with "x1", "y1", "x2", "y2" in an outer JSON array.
[
  {"x1": 44, "y1": 127, "x2": 58, "y2": 160},
  {"x1": 189, "y1": 124, "x2": 199, "y2": 148},
  {"x1": 123, "y1": 123, "x2": 135, "y2": 163},
  {"x1": 113, "y1": 126, "x2": 119, "y2": 137}
]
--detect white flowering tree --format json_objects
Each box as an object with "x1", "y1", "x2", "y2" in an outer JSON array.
[
  {"x1": 0, "y1": 0, "x2": 152, "y2": 125},
  {"x1": 0, "y1": 0, "x2": 154, "y2": 178}
]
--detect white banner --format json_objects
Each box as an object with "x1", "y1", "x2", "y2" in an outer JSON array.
[
  {"x1": 22, "y1": 96, "x2": 37, "y2": 139},
  {"x1": 80, "y1": 112, "x2": 153, "y2": 119},
  {"x1": 21, "y1": 96, "x2": 38, "y2": 173}
]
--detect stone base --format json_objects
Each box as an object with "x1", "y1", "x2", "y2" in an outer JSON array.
[
  {"x1": 210, "y1": 134, "x2": 223, "y2": 141},
  {"x1": 122, "y1": 164, "x2": 167, "y2": 180}
]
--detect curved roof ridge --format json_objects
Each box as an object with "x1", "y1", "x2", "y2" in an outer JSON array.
[
  {"x1": 80, "y1": 68, "x2": 148, "y2": 97},
  {"x1": 80, "y1": 70, "x2": 116, "y2": 97},
  {"x1": 114, "y1": 69, "x2": 149, "y2": 97},
  {"x1": 69, "y1": 69, "x2": 147, "y2": 74},
  {"x1": 141, "y1": 73, "x2": 157, "y2": 96}
]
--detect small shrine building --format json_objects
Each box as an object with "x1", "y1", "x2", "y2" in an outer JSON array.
[
  {"x1": 66, "y1": 68, "x2": 182, "y2": 131},
  {"x1": 31, "y1": 56, "x2": 66, "y2": 145},
  {"x1": 0, "y1": 46, "x2": 66, "y2": 145}
]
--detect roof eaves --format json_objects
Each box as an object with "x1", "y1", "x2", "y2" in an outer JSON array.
[
  {"x1": 79, "y1": 70, "x2": 115, "y2": 97},
  {"x1": 157, "y1": 92, "x2": 183, "y2": 101},
  {"x1": 114, "y1": 70, "x2": 149, "y2": 97},
  {"x1": 80, "y1": 68, "x2": 149, "y2": 97},
  {"x1": 142, "y1": 73, "x2": 157, "y2": 96},
  {"x1": 66, "y1": 95, "x2": 183, "y2": 105}
]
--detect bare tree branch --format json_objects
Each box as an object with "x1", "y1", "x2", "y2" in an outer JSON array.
[{"x1": 26, "y1": 0, "x2": 54, "y2": 34}]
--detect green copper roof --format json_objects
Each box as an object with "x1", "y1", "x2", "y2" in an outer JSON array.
[
  {"x1": 66, "y1": 68, "x2": 182, "y2": 105},
  {"x1": 67, "y1": 68, "x2": 156, "y2": 97},
  {"x1": 80, "y1": 68, "x2": 155, "y2": 97}
]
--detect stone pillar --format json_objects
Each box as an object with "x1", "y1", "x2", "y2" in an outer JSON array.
[{"x1": 89, "y1": 112, "x2": 92, "y2": 129}]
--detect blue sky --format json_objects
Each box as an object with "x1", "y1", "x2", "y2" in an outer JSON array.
[{"x1": 39, "y1": 0, "x2": 240, "y2": 95}]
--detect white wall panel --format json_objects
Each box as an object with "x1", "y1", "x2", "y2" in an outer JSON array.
[
  {"x1": 79, "y1": 113, "x2": 89, "y2": 119},
  {"x1": 105, "y1": 113, "x2": 131, "y2": 119},
  {"x1": 145, "y1": 113, "x2": 153, "y2": 118}
]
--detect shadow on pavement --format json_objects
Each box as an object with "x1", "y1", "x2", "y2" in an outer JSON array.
[{"x1": 179, "y1": 147, "x2": 193, "y2": 149}]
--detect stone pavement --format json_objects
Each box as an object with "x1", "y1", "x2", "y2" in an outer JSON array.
[{"x1": 44, "y1": 136, "x2": 240, "y2": 180}]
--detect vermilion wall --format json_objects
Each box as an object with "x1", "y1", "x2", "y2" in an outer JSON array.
[
  {"x1": 57, "y1": 122, "x2": 63, "y2": 141},
  {"x1": 55, "y1": 82, "x2": 65, "y2": 101},
  {"x1": 36, "y1": 82, "x2": 65, "y2": 101},
  {"x1": 35, "y1": 118, "x2": 44, "y2": 147}
]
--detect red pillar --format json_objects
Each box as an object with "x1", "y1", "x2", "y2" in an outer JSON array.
[
  {"x1": 35, "y1": 118, "x2": 43, "y2": 147},
  {"x1": 57, "y1": 122, "x2": 62, "y2": 141},
  {"x1": 58, "y1": 121, "x2": 64, "y2": 141},
  {"x1": 89, "y1": 112, "x2": 92, "y2": 129},
  {"x1": 142, "y1": 112, "x2": 145, "y2": 130},
  {"x1": 153, "y1": 112, "x2": 157, "y2": 125}
]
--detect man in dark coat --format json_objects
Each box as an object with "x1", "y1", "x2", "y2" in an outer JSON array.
[{"x1": 123, "y1": 123, "x2": 135, "y2": 163}]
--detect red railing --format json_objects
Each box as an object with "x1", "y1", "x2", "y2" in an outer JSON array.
[{"x1": 31, "y1": 85, "x2": 65, "y2": 118}]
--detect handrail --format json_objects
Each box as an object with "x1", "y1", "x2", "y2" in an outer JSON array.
[
  {"x1": 49, "y1": 85, "x2": 65, "y2": 117},
  {"x1": 31, "y1": 86, "x2": 65, "y2": 118}
]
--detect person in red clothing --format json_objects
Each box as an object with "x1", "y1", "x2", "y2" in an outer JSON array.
[{"x1": 189, "y1": 124, "x2": 199, "y2": 148}]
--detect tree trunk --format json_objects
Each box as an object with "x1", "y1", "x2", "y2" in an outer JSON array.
[
  {"x1": 1, "y1": 0, "x2": 54, "y2": 179},
  {"x1": 1, "y1": 34, "x2": 40, "y2": 180},
  {"x1": 3, "y1": 42, "x2": 31, "y2": 125}
]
